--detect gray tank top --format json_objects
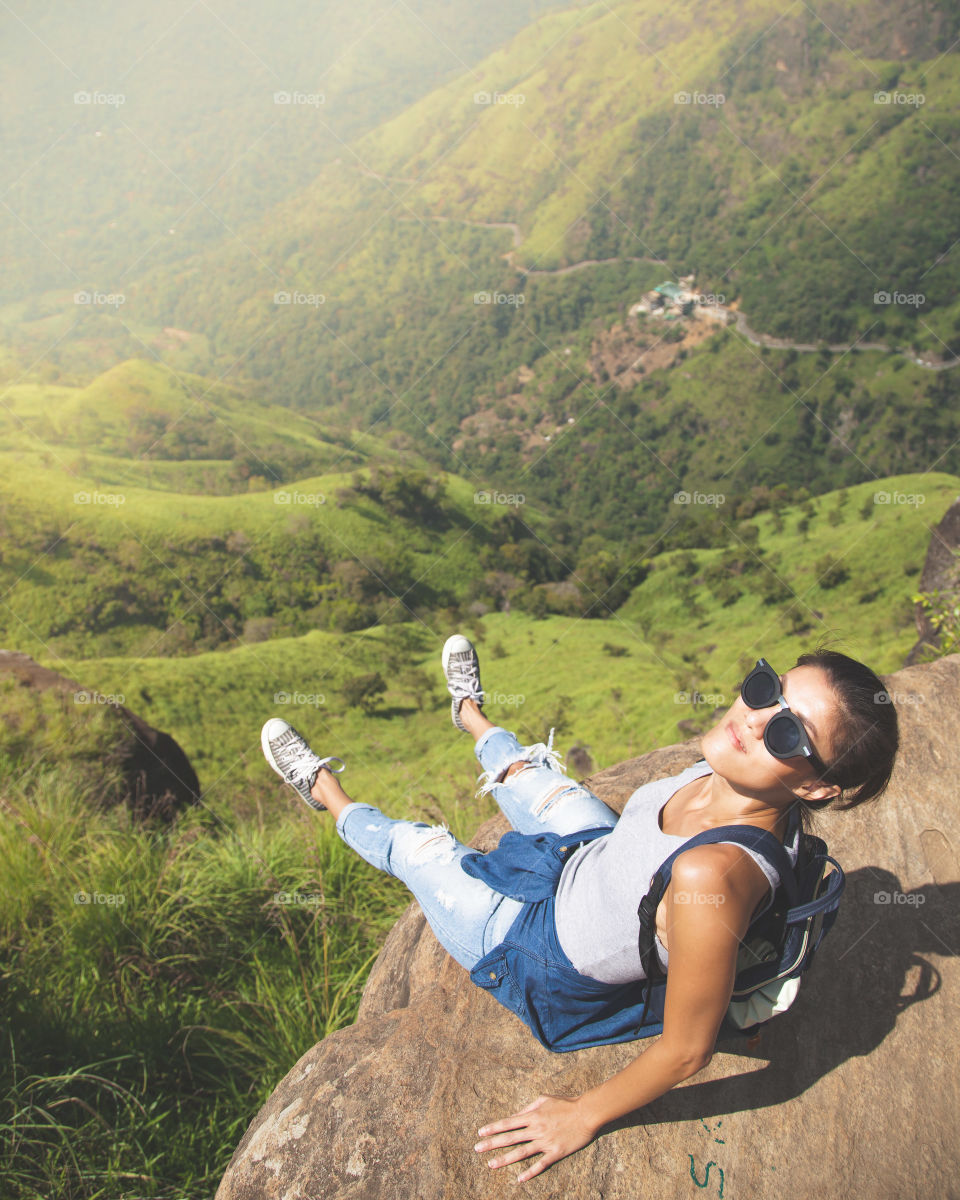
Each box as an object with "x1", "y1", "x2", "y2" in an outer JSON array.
[{"x1": 553, "y1": 760, "x2": 800, "y2": 985}]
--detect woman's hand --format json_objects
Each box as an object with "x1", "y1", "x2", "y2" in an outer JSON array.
[{"x1": 473, "y1": 1094, "x2": 597, "y2": 1183}]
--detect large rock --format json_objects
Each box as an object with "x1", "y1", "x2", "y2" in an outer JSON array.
[
  {"x1": 905, "y1": 494, "x2": 960, "y2": 665},
  {"x1": 0, "y1": 649, "x2": 200, "y2": 821},
  {"x1": 217, "y1": 656, "x2": 960, "y2": 1200}
]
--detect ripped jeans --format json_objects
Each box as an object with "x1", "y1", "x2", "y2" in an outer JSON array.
[{"x1": 335, "y1": 726, "x2": 618, "y2": 970}]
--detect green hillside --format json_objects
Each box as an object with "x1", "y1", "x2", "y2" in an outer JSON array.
[
  {"x1": 0, "y1": 451, "x2": 544, "y2": 660},
  {"x1": 358, "y1": 0, "x2": 960, "y2": 348},
  {"x1": 0, "y1": 358, "x2": 376, "y2": 493},
  {"x1": 1, "y1": 347, "x2": 954, "y2": 663},
  {"x1": 52, "y1": 471, "x2": 955, "y2": 800},
  {"x1": 4, "y1": 0, "x2": 958, "y2": 557},
  {"x1": 12, "y1": 0, "x2": 948, "y2": 545}
]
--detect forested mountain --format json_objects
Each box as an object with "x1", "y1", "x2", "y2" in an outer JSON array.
[{"x1": 3, "y1": 0, "x2": 958, "y2": 553}]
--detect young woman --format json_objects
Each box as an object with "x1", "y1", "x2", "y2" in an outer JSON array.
[{"x1": 261, "y1": 636, "x2": 898, "y2": 1183}]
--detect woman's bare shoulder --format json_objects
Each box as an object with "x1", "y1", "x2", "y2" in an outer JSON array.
[{"x1": 668, "y1": 842, "x2": 770, "y2": 908}]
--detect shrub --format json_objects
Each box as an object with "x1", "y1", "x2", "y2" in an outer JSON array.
[
  {"x1": 814, "y1": 553, "x2": 850, "y2": 590},
  {"x1": 341, "y1": 672, "x2": 387, "y2": 713}
]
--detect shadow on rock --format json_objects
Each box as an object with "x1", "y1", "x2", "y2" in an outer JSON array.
[{"x1": 629, "y1": 871, "x2": 957, "y2": 1128}]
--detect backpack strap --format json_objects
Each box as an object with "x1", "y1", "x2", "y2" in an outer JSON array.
[
  {"x1": 634, "y1": 824, "x2": 800, "y2": 1028},
  {"x1": 791, "y1": 852, "x2": 845, "y2": 921},
  {"x1": 646, "y1": 824, "x2": 800, "y2": 908}
]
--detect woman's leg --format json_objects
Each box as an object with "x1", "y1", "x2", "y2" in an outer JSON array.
[
  {"x1": 442, "y1": 634, "x2": 615, "y2": 836},
  {"x1": 311, "y1": 769, "x2": 521, "y2": 970},
  {"x1": 456, "y1": 698, "x2": 618, "y2": 838}
]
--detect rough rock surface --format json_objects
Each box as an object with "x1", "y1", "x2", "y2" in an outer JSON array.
[
  {"x1": 217, "y1": 657, "x2": 960, "y2": 1200},
  {"x1": 0, "y1": 649, "x2": 200, "y2": 821},
  {"x1": 905, "y1": 494, "x2": 960, "y2": 665}
]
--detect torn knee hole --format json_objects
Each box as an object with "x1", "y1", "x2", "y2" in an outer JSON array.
[
  {"x1": 408, "y1": 825, "x2": 457, "y2": 864},
  {"x1": 533, "y1": 783, "x2": 576, "y2": 817}
]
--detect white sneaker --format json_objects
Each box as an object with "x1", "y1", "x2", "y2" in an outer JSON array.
[
  {"x1": 261, "y1": 717, "x2": 344, "y2": 812},
  {"x1": 441, "y1": 634, "x2": 485, "y2": 732}
]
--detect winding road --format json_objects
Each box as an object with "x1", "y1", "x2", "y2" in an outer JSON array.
[
  {"x1": 729, "y1": 310, "x2": 956, "y2": 371},
  {"x1": 354, "y1": 166, "x2": 959, "y2": 371}
]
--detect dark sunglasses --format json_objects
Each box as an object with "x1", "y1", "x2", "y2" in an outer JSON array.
[{"x1": 740, "y1": 658, "x2": 831, "y2": 778}]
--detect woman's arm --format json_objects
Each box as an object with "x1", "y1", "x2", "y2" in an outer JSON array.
[{"x1": 473, "y1": 845, "x2": 764, "y2": 1182}]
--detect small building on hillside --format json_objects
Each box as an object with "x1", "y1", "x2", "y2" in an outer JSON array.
[
  {"x1": 655, "y1": 281, "x2": 694, "y2": 315},
  {"x1": 630, "y1": 278, "x2": 703, "y2": 319}
]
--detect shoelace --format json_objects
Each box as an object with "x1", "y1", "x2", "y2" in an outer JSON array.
[
  {"x1": 282, "y1": 750, "x2": 345, "y2": 784},
  {"x1": 273, "y1": 733, "x2": 321, "y2": 780},
  {"x1": 286, "y1": 755, "x2": 322, "y2": 786},
  {"x1": 449, "y1": 653, "x2": 483, "y2": 698}
]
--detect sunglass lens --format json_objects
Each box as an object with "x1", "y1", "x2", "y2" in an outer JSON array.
[
  {"x1": 742, "y1": 668, "x2": 778, "y2": 708},
  {"x1": 766, "y1": 713, "x2": 802, "y2": 757}
]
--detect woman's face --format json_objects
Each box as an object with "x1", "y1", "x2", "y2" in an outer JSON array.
[{"x1": 701, "y1": 664, "x2": 841, "y2": 800}]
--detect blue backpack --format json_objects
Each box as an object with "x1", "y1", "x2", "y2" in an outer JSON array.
[{"x1": 633, "y1": 822, "x2": 846, "y2": 1040}]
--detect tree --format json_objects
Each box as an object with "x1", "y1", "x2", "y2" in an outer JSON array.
[{"x1": 341, "y1": 673, "x2": 387, "y2": 714}]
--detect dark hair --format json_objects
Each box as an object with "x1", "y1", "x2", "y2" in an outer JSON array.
[{"x1": 792, "y1": 647, "x2": 899, "y2": 832}]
